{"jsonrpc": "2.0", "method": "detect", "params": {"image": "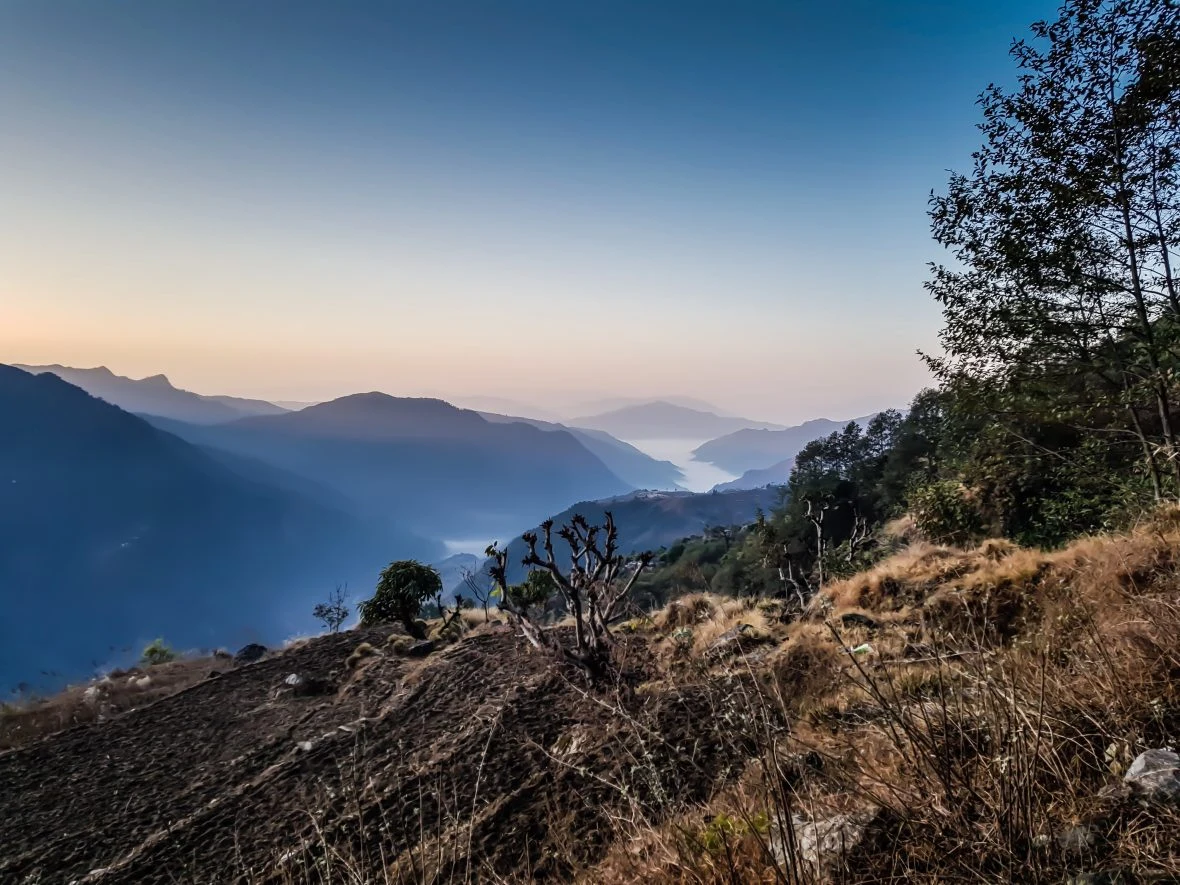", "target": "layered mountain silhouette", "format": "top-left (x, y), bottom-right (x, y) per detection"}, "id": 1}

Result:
top-left (713, 458), bottom-right (795, 491)
top-left (144, 393), bottom-right (634, 540)
top-left (12, 364), bottom-right (289, 424)
top-left (0, 366), bottom-right (433, 691)
top-left (569, 395), bottom-right (729, 417)
top-left (479, 412), bottom-right (684, 490)
top-left (482, 487), bottom-right (780, 586)
top-left (570, 401), bottom-right (784, 441)
top-left (692, 415), bottom-right (877, 475)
